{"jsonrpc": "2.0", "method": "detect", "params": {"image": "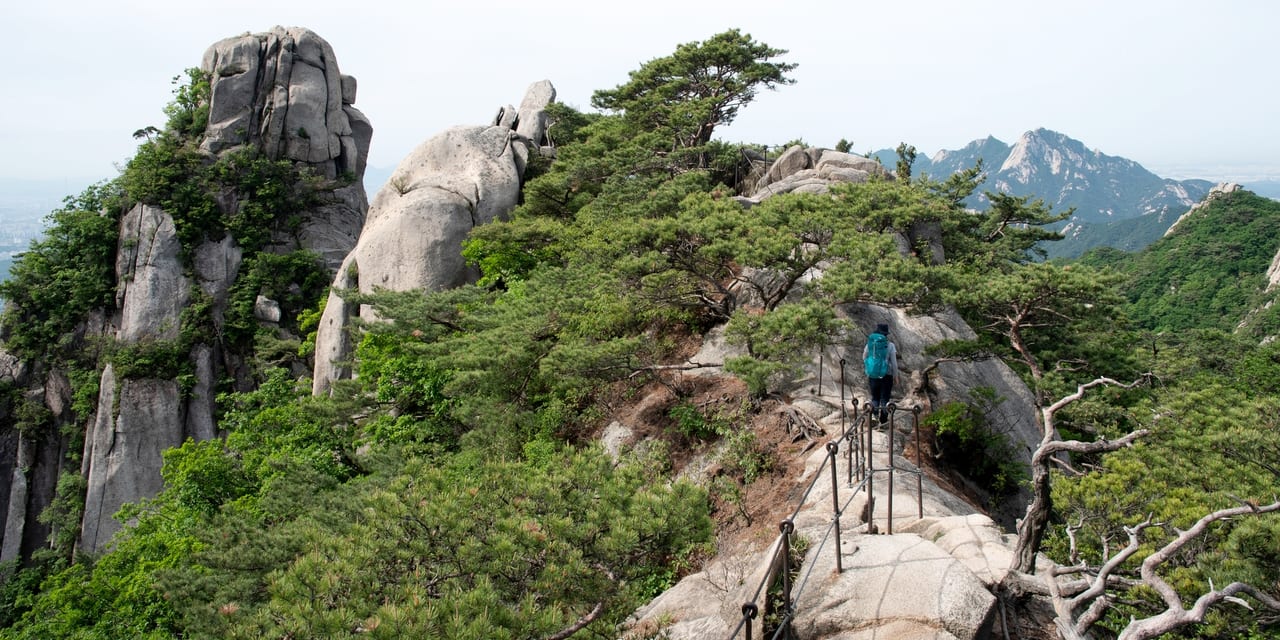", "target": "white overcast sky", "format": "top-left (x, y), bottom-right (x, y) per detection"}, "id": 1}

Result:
top-left (2, 0), bottom-right (1276, 187)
